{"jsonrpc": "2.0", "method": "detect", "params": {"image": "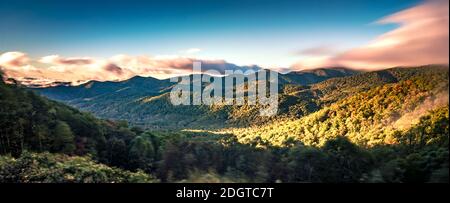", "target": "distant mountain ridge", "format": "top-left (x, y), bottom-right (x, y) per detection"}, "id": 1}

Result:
top-left (32, 67), bottom-right (359, 128)
top-left (35, 67), bottom-right (359, 99)
top-left (32, 65), bottom-right (449, 130)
